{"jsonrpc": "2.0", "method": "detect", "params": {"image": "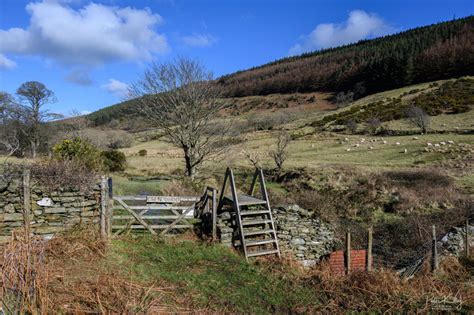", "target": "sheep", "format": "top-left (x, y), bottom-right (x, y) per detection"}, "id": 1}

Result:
top-left (440, 141), bottom-right (446, 146)
top-left (369, 146), bottom-right (374, 150)
top-left (427, 143), bottom-right (433, 146)
top-left (434, 144), bottom-right (440, 147)
top-left (395, 142), bottom-right (401, 145)
top-left (403, 149), bottom-right (408, 153)
top-left (354, 143), bottom-right (360, 148)
top-left (447, 140), bottom-right (455, 145)
top-left (346, 148), bottom-right (351, 152)
top-left (344, 137), bottom-right (349, 141)
top-left (412, 136), bottom-right (418, 140)
top-left (382, 141), bottom-right (387, 144)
